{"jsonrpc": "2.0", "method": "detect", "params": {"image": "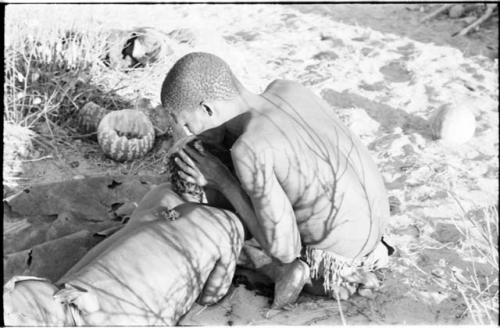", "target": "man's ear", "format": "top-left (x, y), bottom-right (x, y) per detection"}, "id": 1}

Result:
top-left (200, 101), bottom-right (214, 117)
